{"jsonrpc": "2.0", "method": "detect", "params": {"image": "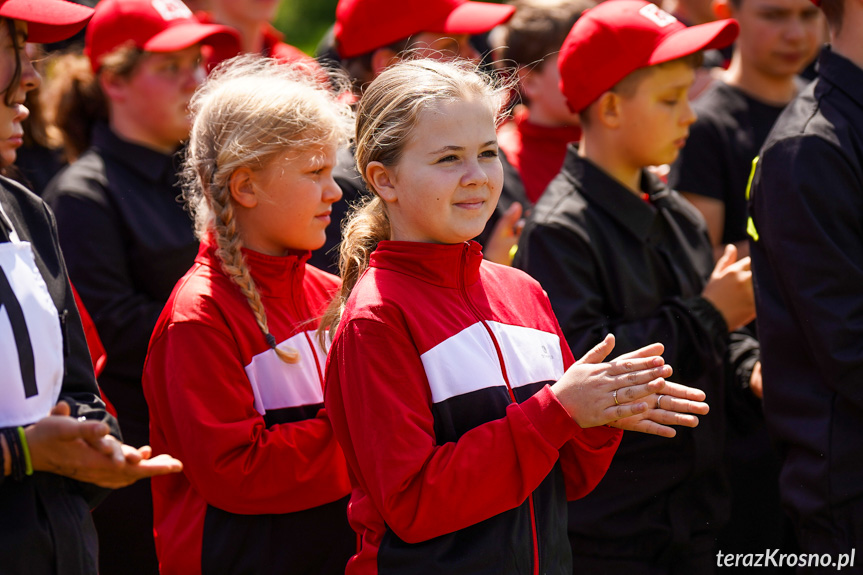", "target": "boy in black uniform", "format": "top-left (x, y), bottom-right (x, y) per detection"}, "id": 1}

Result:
top-left (669, 0), bottom-right (822, 261)
top-left (748, 0), bottom-right (863, 567)
top-left (515, 1), bottom-right (760, 571)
